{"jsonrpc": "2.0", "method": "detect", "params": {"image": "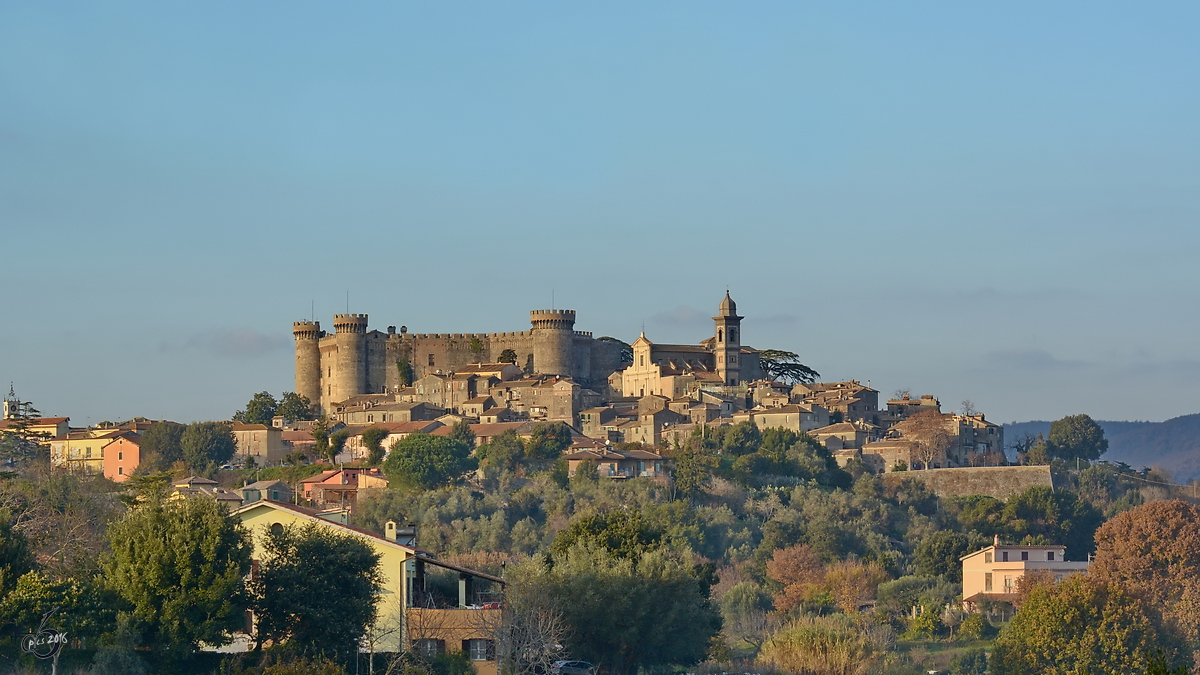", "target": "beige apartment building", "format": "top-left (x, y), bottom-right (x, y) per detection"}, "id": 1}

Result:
top-left (961, 537), bottom-right (1089, 607)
